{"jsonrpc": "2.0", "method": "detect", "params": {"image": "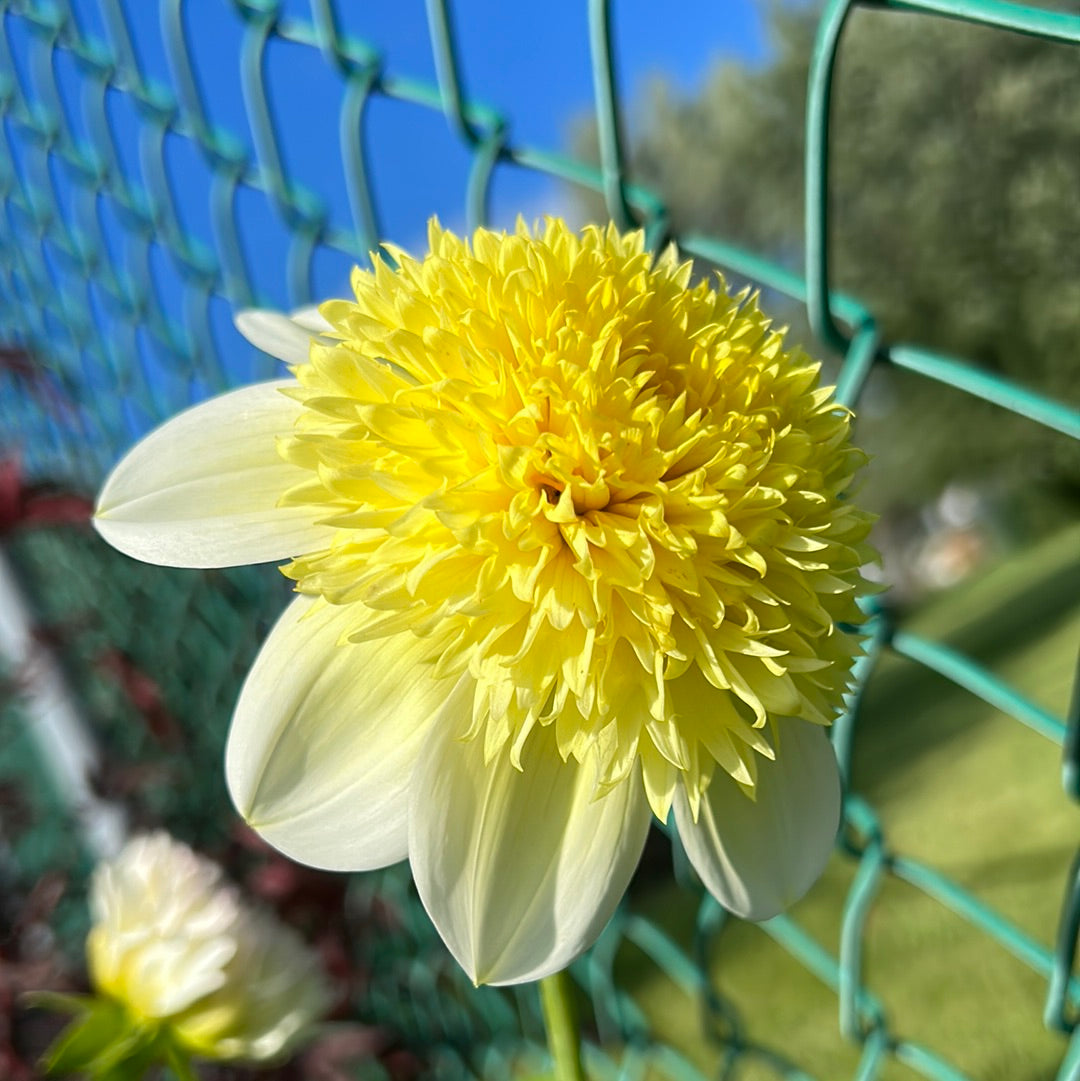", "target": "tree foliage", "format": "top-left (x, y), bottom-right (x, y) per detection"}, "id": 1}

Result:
top-left (573, 2), bottom-right (1080, 514)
